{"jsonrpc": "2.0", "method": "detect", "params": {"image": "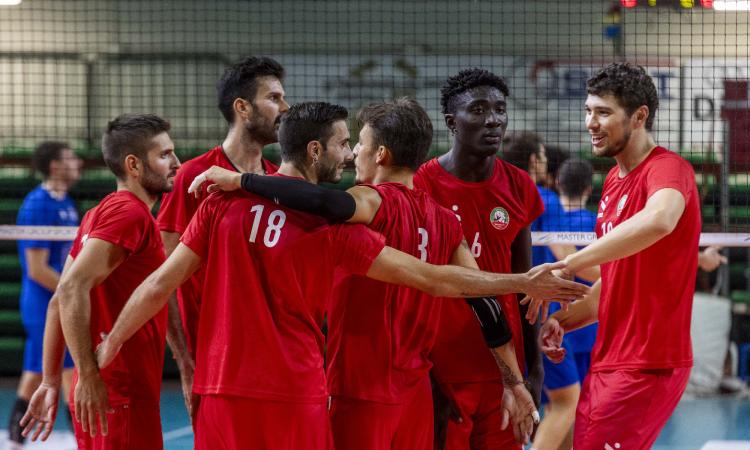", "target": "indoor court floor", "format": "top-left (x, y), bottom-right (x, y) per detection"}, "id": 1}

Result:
top-left (0, 381), bottom-right (748, 450)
